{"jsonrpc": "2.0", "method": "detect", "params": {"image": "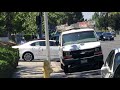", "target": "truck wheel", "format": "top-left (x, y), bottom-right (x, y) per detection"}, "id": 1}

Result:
top-left (63, 65), bottom-right (69, 74)
top-left (97, 61), bottom-right (104, 69)
top-left (61, 64), bottom-right (64, 69)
